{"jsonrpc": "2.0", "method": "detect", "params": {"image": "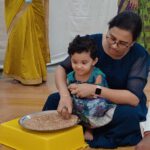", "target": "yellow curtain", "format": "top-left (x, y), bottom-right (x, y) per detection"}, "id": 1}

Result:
top-left (3, 0), bottom-right (50, 85)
